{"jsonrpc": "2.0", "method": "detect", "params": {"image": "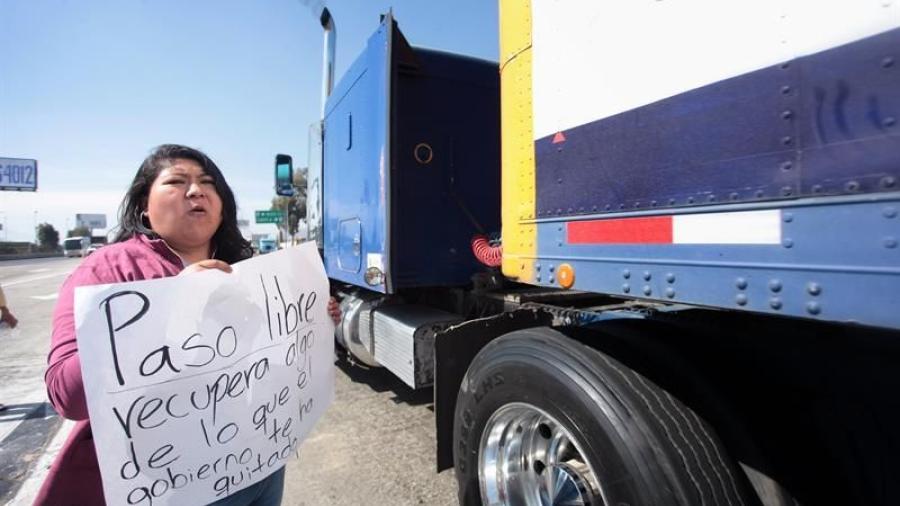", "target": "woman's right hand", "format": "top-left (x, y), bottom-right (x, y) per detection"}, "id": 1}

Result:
top-left (179, 259), bottom-right (233, 276)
